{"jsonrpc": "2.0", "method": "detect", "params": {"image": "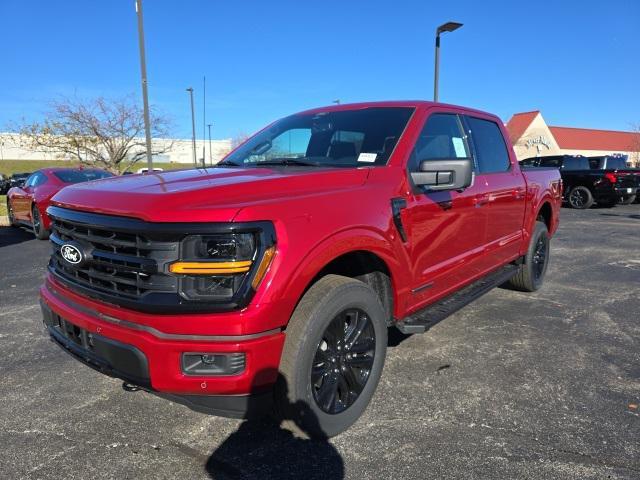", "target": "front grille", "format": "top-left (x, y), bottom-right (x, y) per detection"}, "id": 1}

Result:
top-left (50, 215), bottom-right (178, 300)
top-left (47, 206), bottom-right (183, 310)
top-left (45, 206), bottom-right (275, 313)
